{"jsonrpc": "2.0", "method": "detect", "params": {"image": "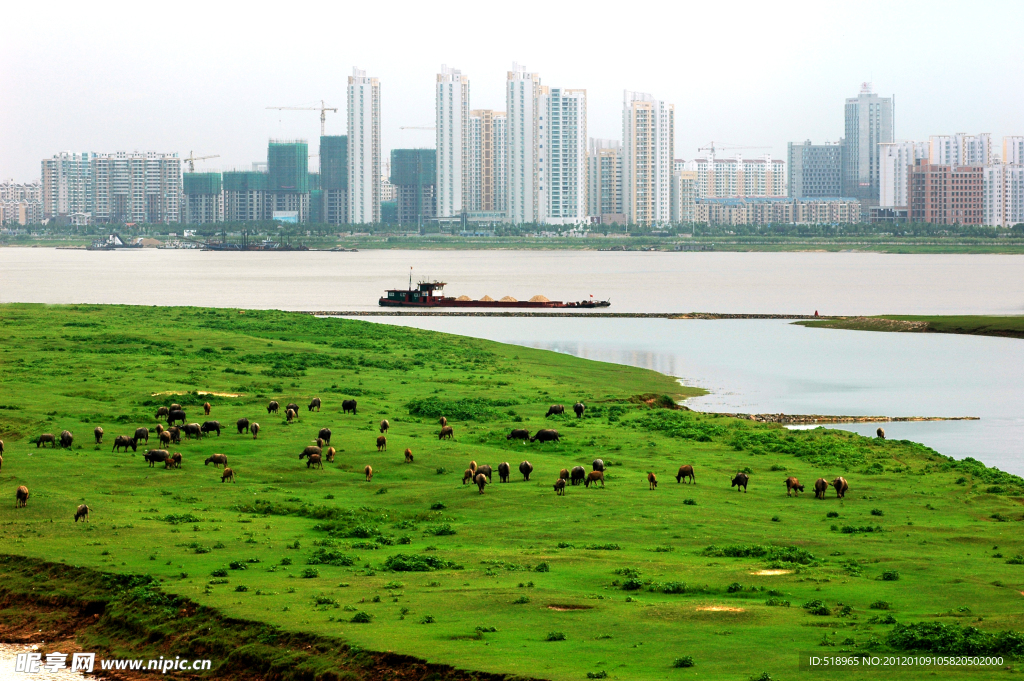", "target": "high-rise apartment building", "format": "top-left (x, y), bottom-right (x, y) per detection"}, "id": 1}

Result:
top-left (879, 141), bottom-right (929, 208)
top-left (390, 148), bottom-right (437, 227)
top-left (842, 84), bottom-right (893, 202)
top-left (182, 173), bottom-right (223, 224)
top-left (684, 156), bottom-right (785, 199)
top-left (436, 66), bottom-right (470, 217)
top-left (267, 140), bottom-right (309, 221)
top-left (622, 91), bottom-right (674, 225)
top-left (787, 141), bottom-right (842, 198)
top-left (467, 110), bottom-right (507, 213)
top-left (908, 161), bottom-right (983, 225)
top-left (92, 152), bottom-right (181, 223)
top-left (540, 88), bottom-right (587, 224)
top-left (588, 138), bottom-right (623, 221)
top-left (347, 67), bottom-right (380, 224)
top-left (320, 135), bottom-right (348, 225)
top-left (1003, 136), bottom-right (1024, 165)
top-left (983, 164), bottom-right (1024, 227)
top-left (929, 133), bottom-right (991, 166)
top-left (0, 181), bottom-right (44, 225)
top-left (507, 64), bottom-right (543, 224)
top-left (41, 152), bottom-right (96, 221)
top-left (671, 171), bottom-right (698, 224)
top-left (223, 171), bottom-right (271, 222)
